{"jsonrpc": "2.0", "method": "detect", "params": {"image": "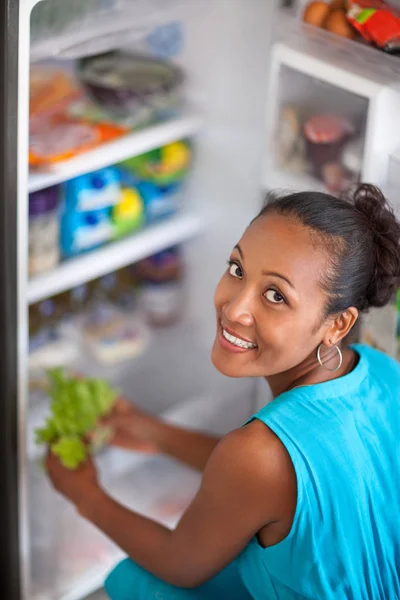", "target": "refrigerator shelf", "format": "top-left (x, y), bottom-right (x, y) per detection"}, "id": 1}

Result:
top-left (29, 0), bottom-right (188, 62)
top-left (275, 15), bottom-right (400, 91)
top-left (27, 211), bottom-right (204, 304)
top-left (28, 108), bottom-right (204, 194)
